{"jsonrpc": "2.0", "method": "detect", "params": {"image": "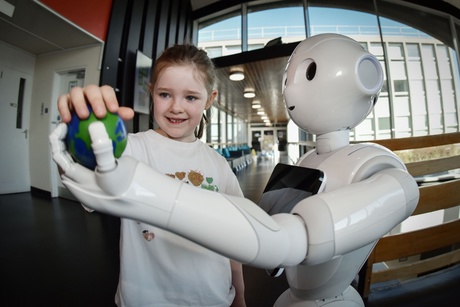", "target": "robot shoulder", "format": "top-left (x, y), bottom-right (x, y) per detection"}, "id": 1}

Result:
top-left (347, 142), bottom-right (407, 183)
top-left (309, 143), bottom-right (407, 190)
